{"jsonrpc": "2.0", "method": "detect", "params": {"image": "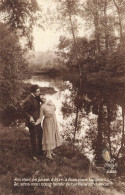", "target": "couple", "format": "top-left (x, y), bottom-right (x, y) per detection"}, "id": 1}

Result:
top-left (23, 84), bottom-right (61, 160)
